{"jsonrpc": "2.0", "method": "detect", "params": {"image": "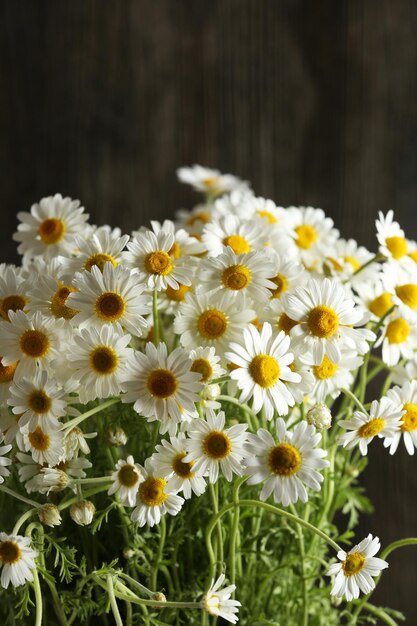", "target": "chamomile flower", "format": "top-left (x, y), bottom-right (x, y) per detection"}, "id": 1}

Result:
top-left (0, 357), bottom-right (18, 405)
top-left (68, 262), bottom-right (150, 337)
top-left (286, 206), bottom-right (339, 266)
top-left (376, 210), bottom-right (411, 263)
top-left (63, 427), bottom-right (96, 461)
top-left (150, 219), bottom-right (206, 258)
top-left (226, 323), bottom-right (301, 419)
top-left (354, 280), bottom-right (395, 322)
top-left (323, 238), bottom-right (378, 288)
top-left (384, 382), bottom-right (417, 454)
top-left (13, 194), bottom-right (89, 260)
top-left (60, 229), bottom-right (130, 277)
top-left (338, 398), bottom-right (404, 455)
top-left (266, 253), bottom-right (306, 300)
top-left (306, 351), bottom-right (363, 403)
top-left (8, 369), bottom-right (67, 430)
top-left (184, 409), bottom-right (248, 483)
top-left (21, 425), bottom-right (64, 466)
top-left (381, 261), bottom-right (417, 318)
top-left (202, 215), bottom-right (265, 257)
top-left (67, 324), bottom-right (133, 403)
top-left (189, 346), bottom-right (225, 409)
top-left (121, 342), bottom-right (203, 424)
top-left (283, 278), bottom-right (375, 365)
top-left (375, 311), bottom-right (417, 366)
top-left (0, 443), bottom-right (12, 483)
top-left (202, 573), bottom-right (241, 623)
top-left (0, 408), bottom-right (20, 445)
top-left (245, 418), bottom-right (329, 506)
top-left (152, 436), bottom-right (207, 498)
top-left (108, 456), bottom-right (145, 507)
top-left (327, 534), bottom-right (388, 601)
top-left (177, 164), bottom-right (248, 197)
top-left (131, 460), bottom-right (184, 527)
top-left (27, 273), bottom-right (78, 321)
top-left (175, 203), bottom-right (214, 238)
top-left (0, 533), bottom-right (38, 589)
top-left (0, 265), bottom-right (30, 321)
